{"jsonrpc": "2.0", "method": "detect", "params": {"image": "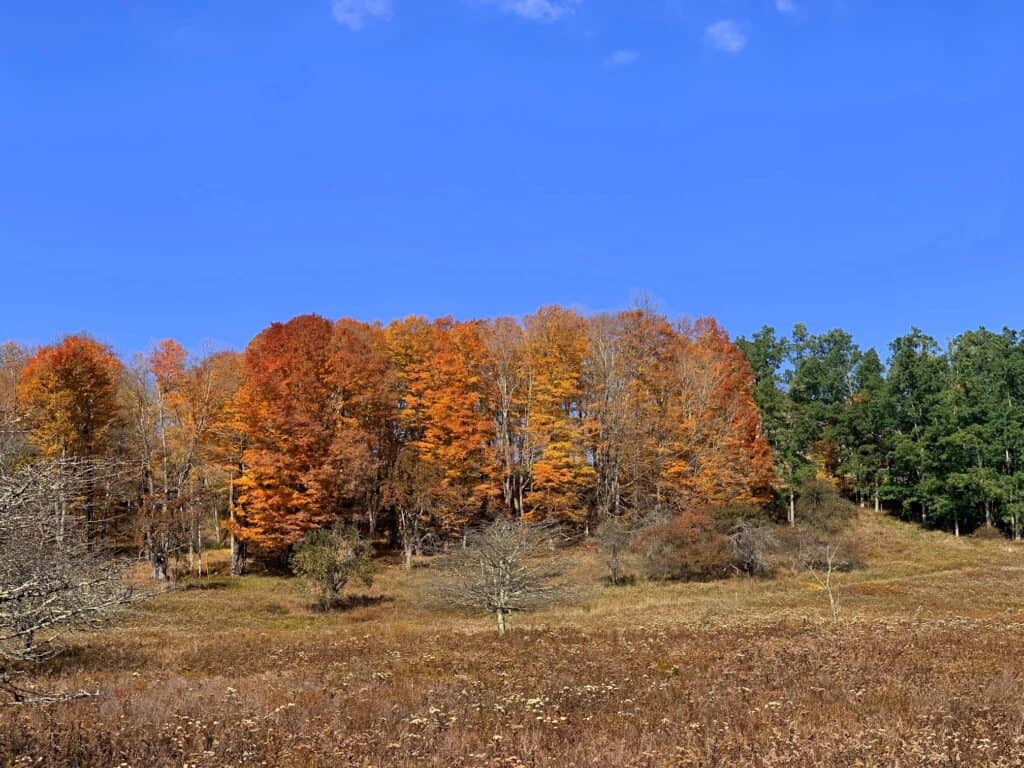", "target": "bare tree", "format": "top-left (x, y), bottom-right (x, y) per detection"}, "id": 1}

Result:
top-left (431, 518), bottom-right (576, 636)
top-left (594, 515), bottom-right (633, 585)
top-left (0, 458), bottom-right (138, 704)
top-left (798, 541), bottom-right (844, 627)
